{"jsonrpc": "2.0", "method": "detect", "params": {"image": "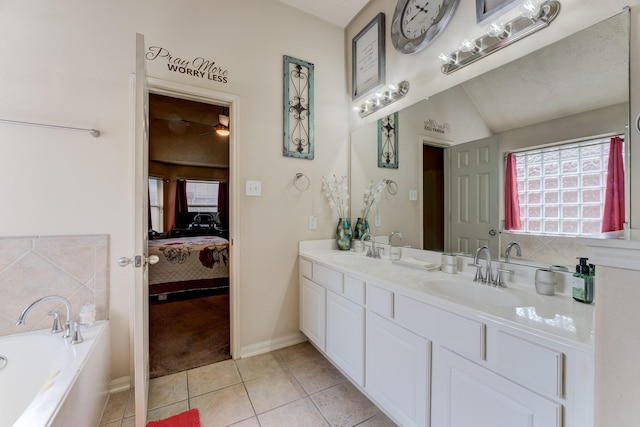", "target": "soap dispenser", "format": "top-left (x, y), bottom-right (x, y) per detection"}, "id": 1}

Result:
top-left (572, 257), bottom-right (593, 303)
